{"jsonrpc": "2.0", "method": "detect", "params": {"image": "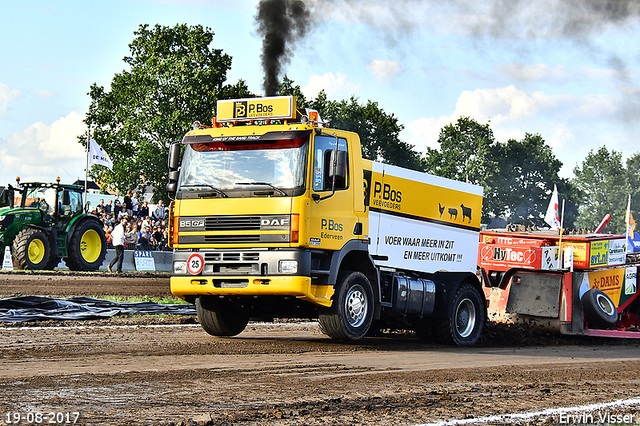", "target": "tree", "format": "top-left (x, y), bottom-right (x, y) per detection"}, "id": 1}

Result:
top-left (490, 133), bottom-right (576, 228)
top-left (572, 146), bottom-right (631, 234)
top-left (83, 24), bottom-right (252, 201)
top-left (422, 117), bottom-right (498, 223)
top-left (278, 79), bottom-right (422, 170)
top-left (626, 152), bottom-right (640, 215)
